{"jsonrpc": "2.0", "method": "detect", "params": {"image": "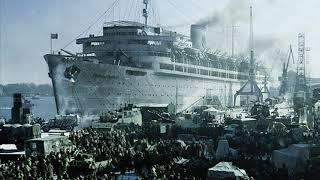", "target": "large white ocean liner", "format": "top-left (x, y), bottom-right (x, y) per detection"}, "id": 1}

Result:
top-left (44, 1), bottom-right (265, 115)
